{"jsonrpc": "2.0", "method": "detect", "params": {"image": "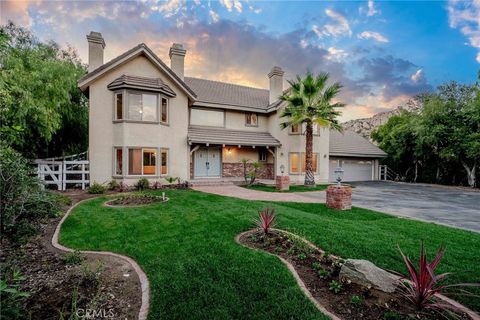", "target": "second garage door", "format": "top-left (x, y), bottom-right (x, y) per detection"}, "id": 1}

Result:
top-left (329, 158), bottom-right (374, 182)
